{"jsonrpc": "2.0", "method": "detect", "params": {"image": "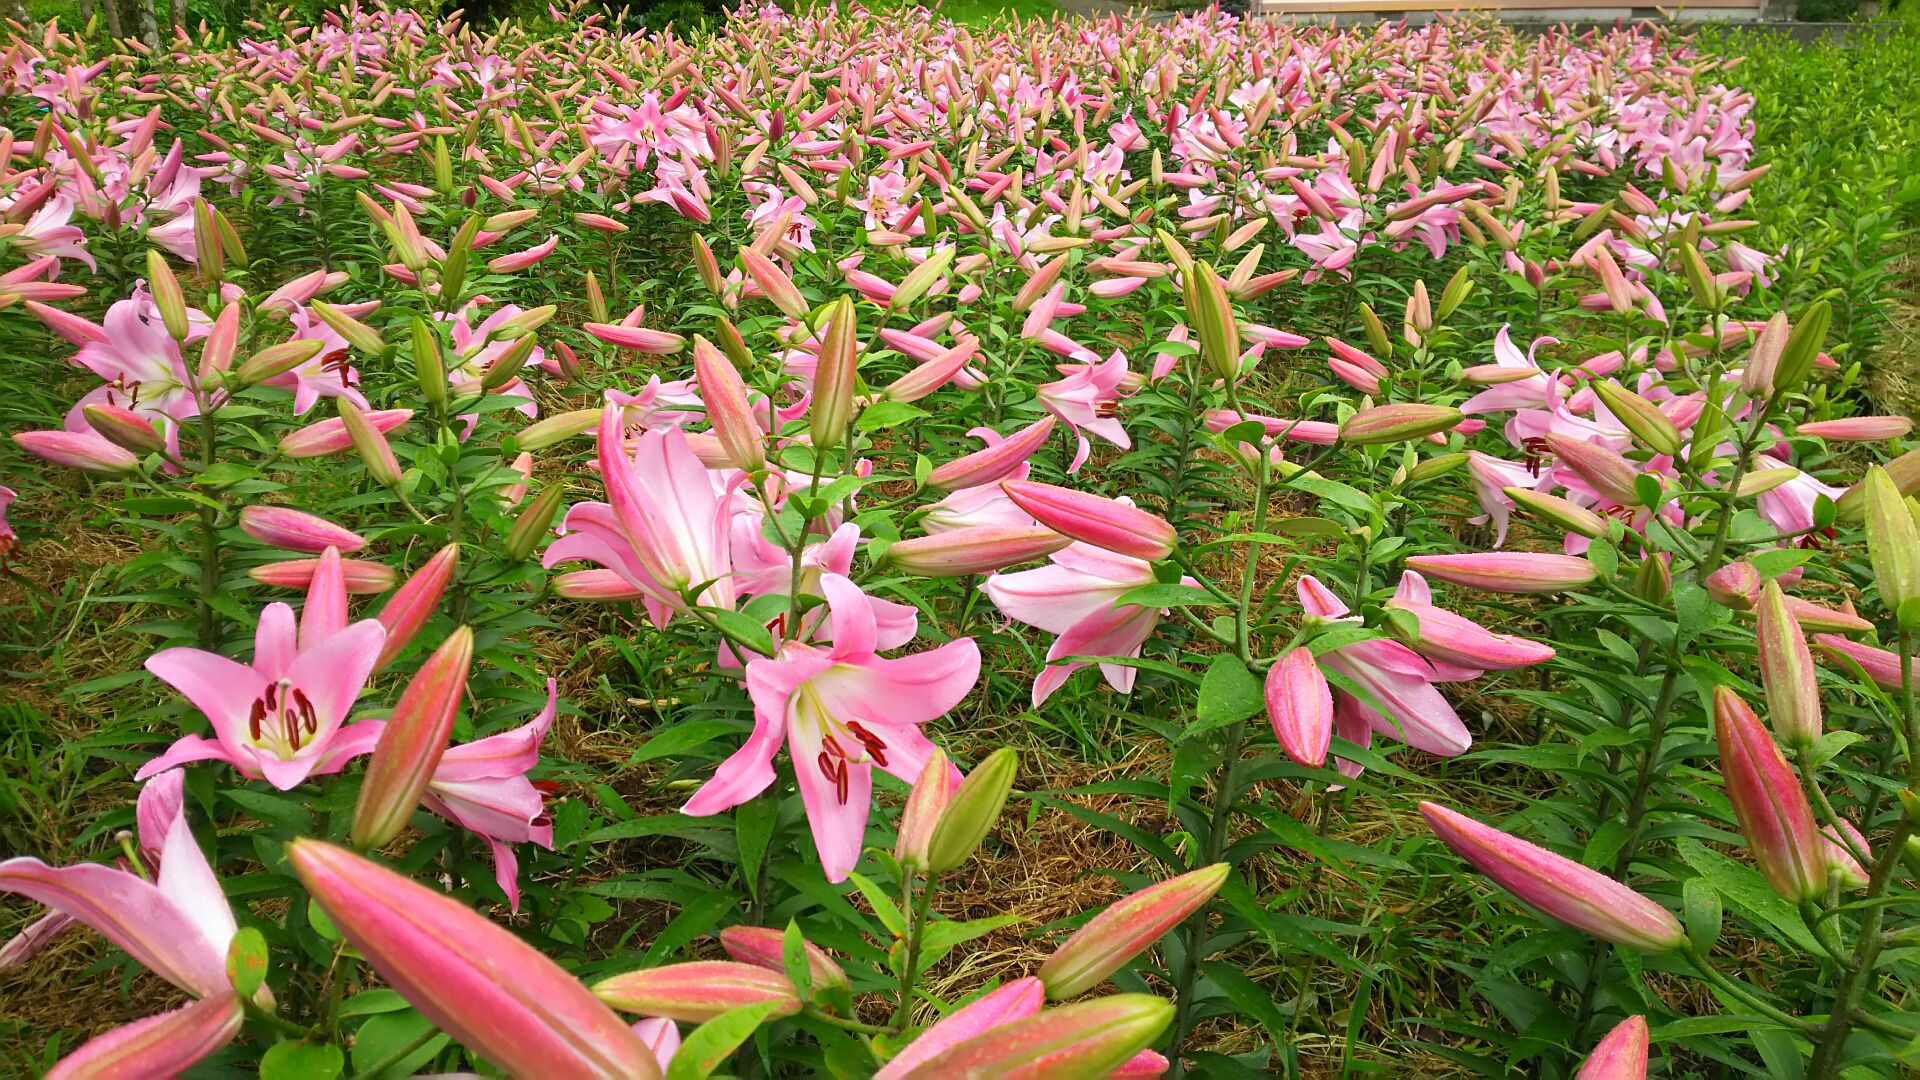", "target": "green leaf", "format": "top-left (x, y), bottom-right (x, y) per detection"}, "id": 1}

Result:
top-left (260, 1041), bottom-right (344, 1080)
top-left (1677, 838), bottom-right (1821, 954)
top-left (735, 798), bottom-right (779, 902)
top-left (1285, 473), bottom-right (1377, 517)
top-left (845, 871), bottom-right (906, 937)
top-left (223, 788), bottom-right (312, 830)
top-left (1683, 876), bottom-right (1723, 953)
top-left (225, 927), bottom-right (269, 998)
top-left (1188, 655), bottom-right (1264, 737)
top-left (631, 720), bottom-right (744, 765)
top-left (702, 608), bottom-right (776, 658)
top-left (350, 1012), bottom-right (447, 1079)
top-left (666, 1001), bottom-right (786, 1080)
top-left (1113, 583), bottom-right (1218, 609)
top-left (858, 401), bottom-right (931, 431)
top-left (917, 914), bottom-right (1025, 971)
